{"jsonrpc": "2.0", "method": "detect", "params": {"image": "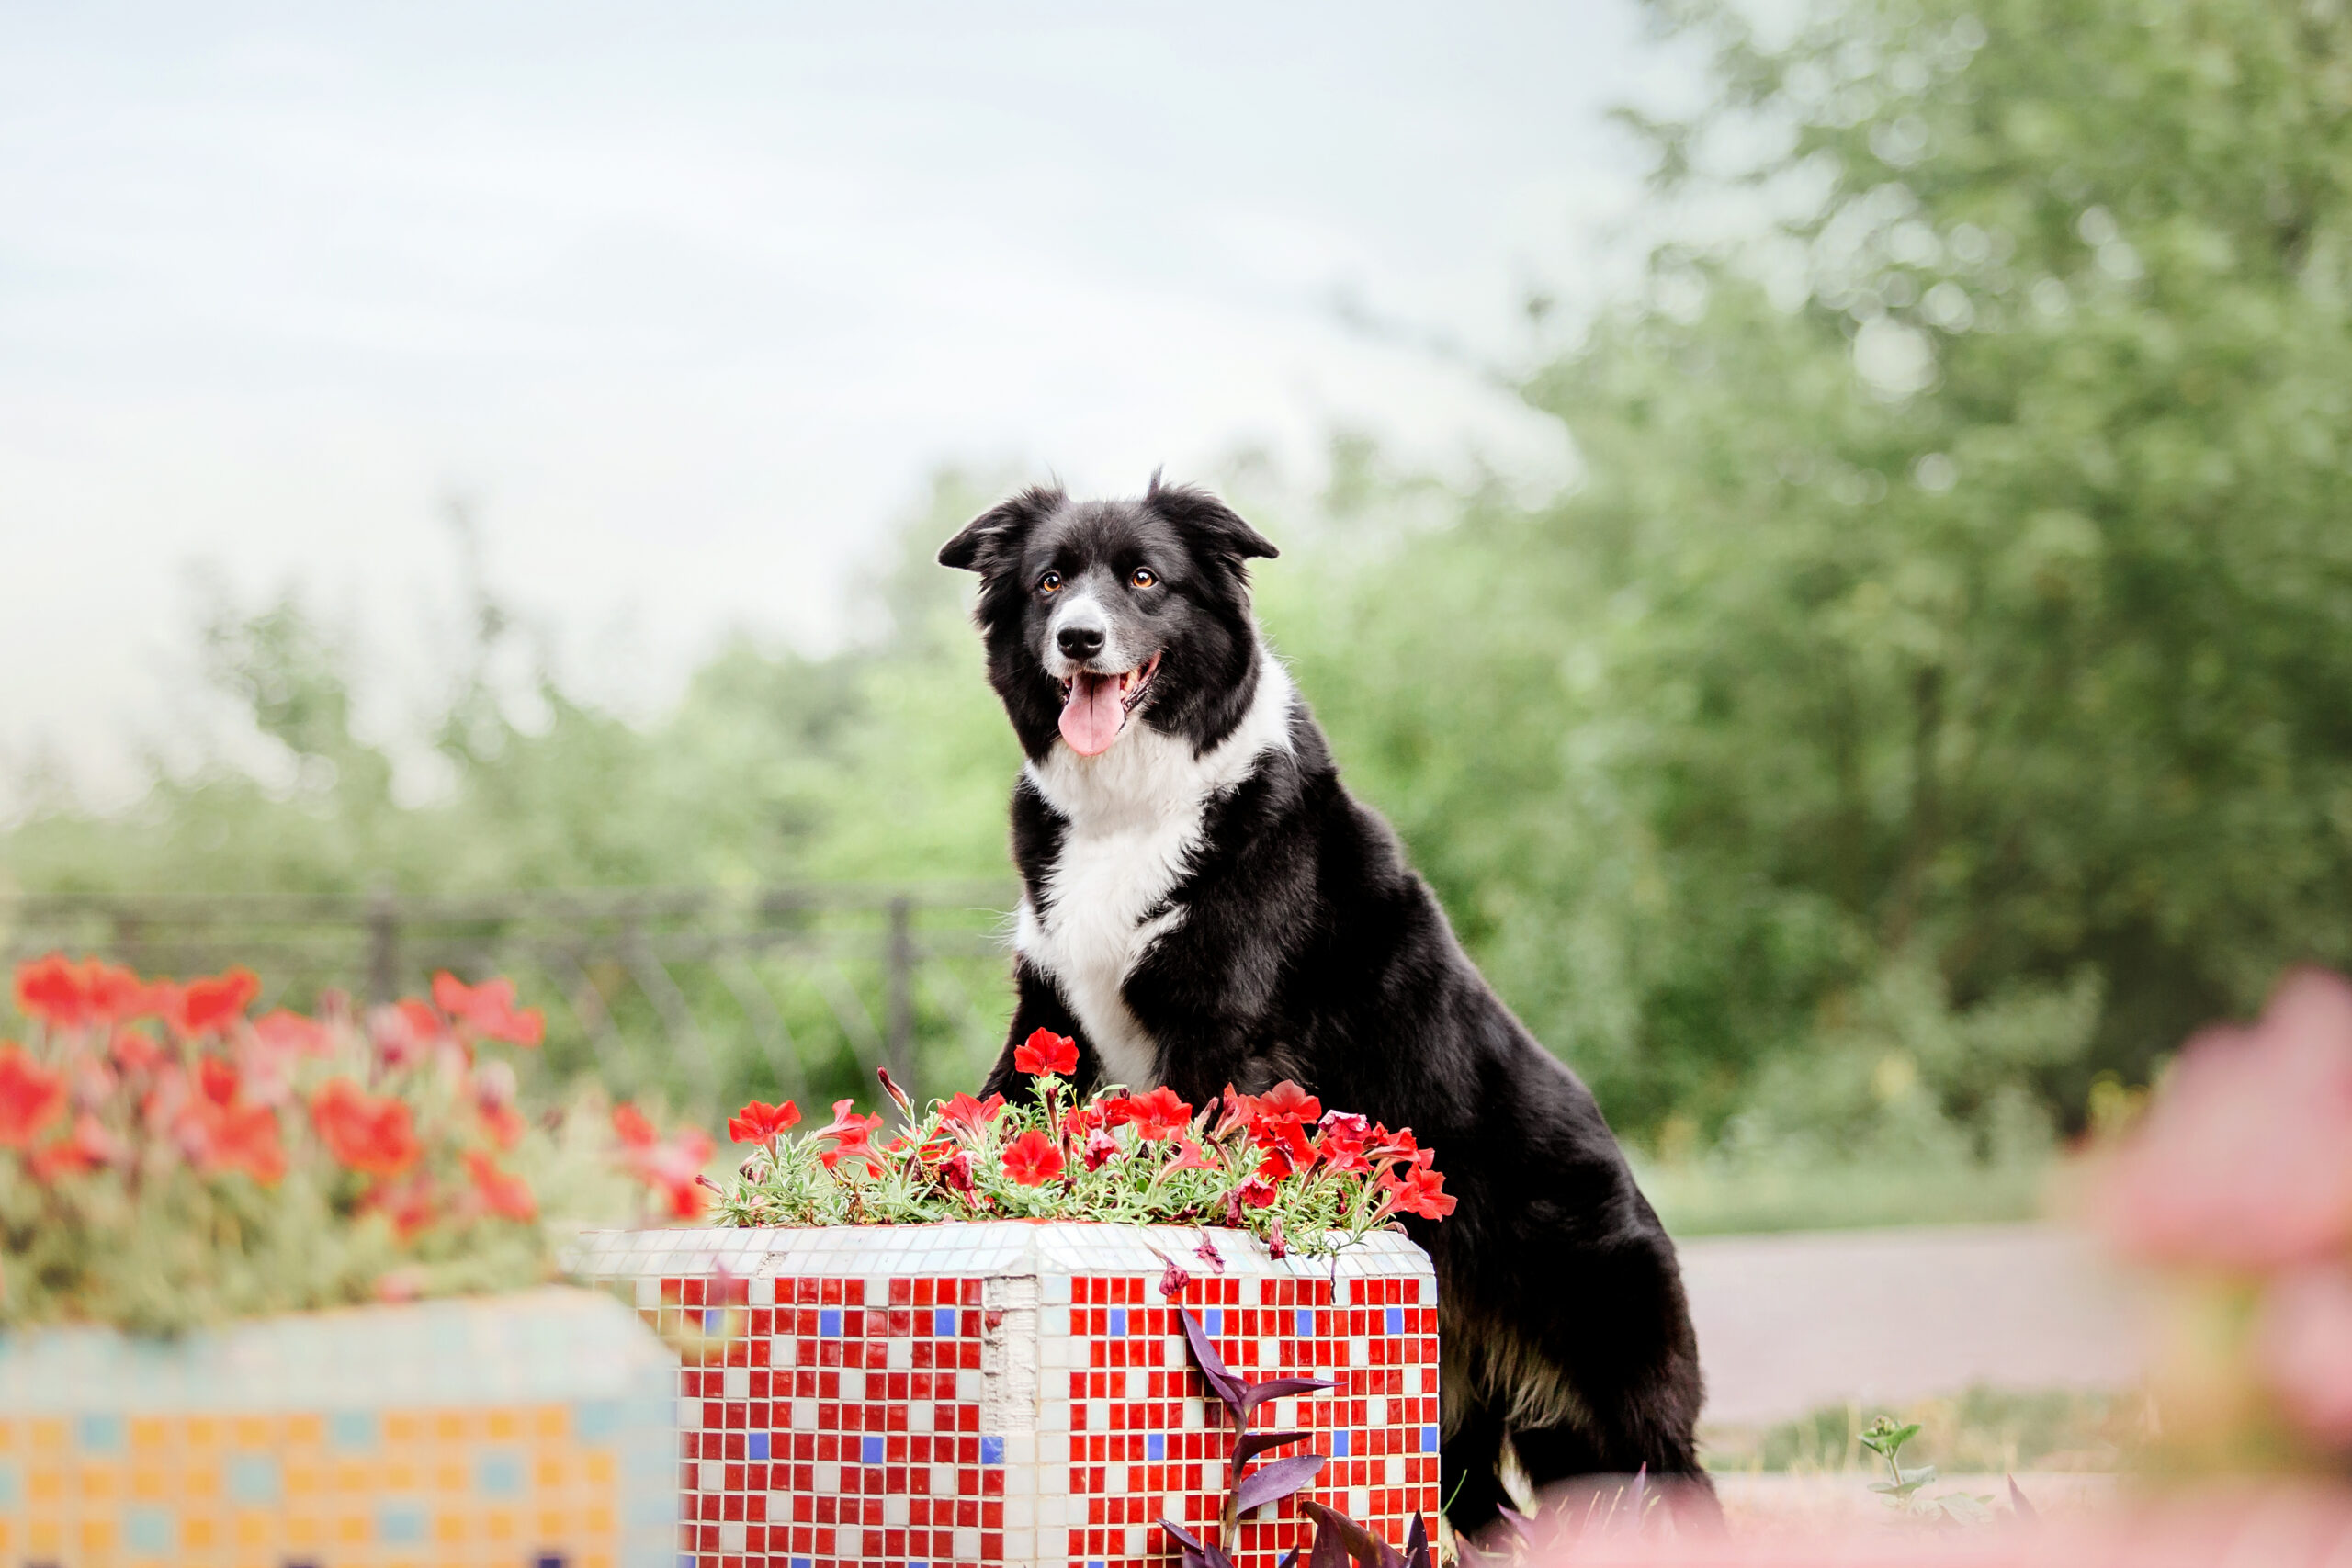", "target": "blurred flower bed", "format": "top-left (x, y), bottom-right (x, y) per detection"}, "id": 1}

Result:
top-left (0, 953), bottom-right (707, 1332)
top-left (713, 1027), bottom-right (1453, 1259)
